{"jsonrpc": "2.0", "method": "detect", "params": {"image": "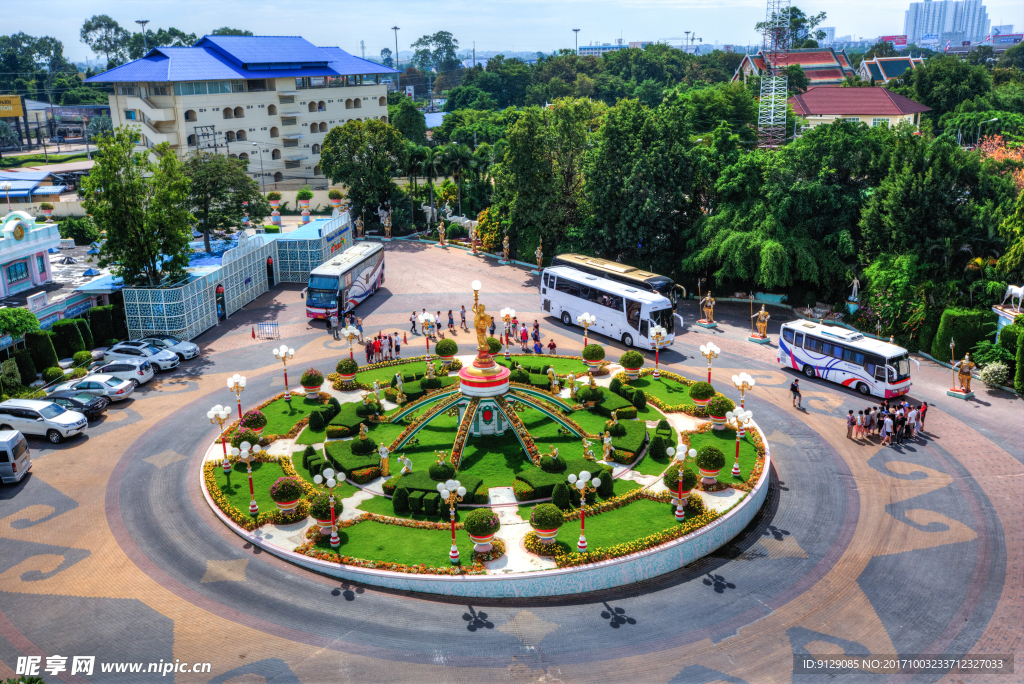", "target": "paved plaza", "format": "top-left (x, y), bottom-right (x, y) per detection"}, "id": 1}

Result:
top-left (0, 241), bottom-right (1020, 683)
